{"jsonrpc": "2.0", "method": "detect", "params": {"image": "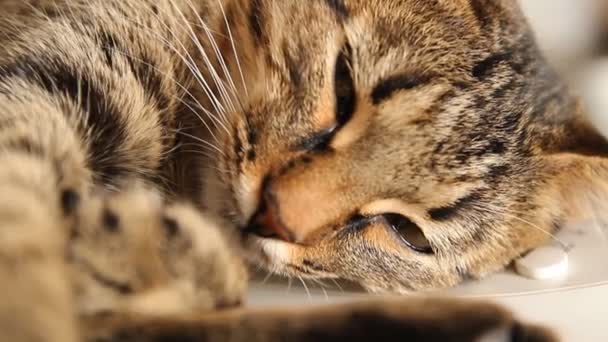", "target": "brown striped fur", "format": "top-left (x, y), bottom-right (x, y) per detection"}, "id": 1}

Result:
top-left (0, 0), bottom-right (604, 340)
